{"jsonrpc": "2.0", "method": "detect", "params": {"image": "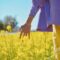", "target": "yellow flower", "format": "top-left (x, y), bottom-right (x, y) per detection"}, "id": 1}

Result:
top-left (6, 25), bottom-right (12, 32)
top-left (0, 32), bottom-right (55, 59)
